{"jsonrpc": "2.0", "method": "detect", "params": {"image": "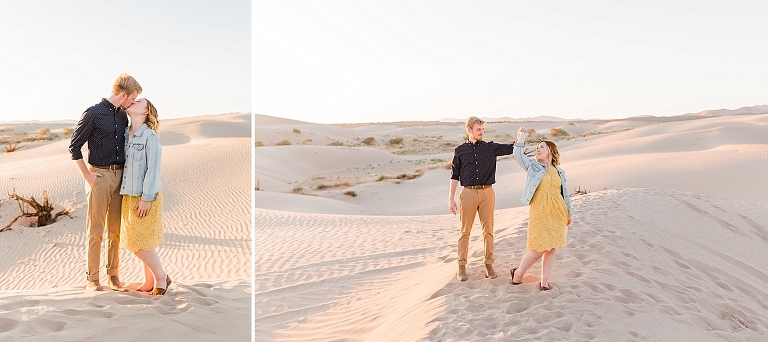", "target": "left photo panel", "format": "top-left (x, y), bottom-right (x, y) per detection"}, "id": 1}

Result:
top-left (0, 1), bottom-right (252, 341)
